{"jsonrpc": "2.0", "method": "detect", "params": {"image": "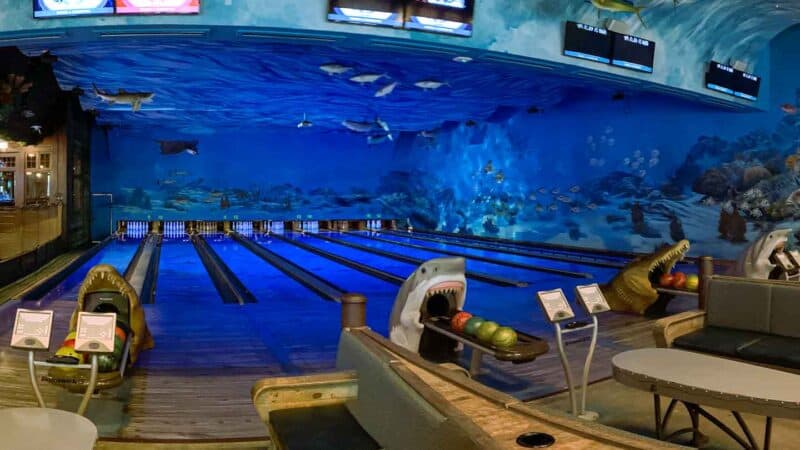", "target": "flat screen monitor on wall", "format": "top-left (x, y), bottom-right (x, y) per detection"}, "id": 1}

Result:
top-left (34, 0), bottom-right (115, 18)
top-left (327, 0), bottom-right (404, 28)
top-left (404, 0), bottom-right (474, 37)
top-left (610, 32), bottom-right (655, 73)
top-left (705, 61), bottom-right (736, 95)
top-left (115, 0), bottom-right (199, 14)
top-left (732, 69), bottom-right (760, 101)
top-left (563, 21), bottom-right (612, 64)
